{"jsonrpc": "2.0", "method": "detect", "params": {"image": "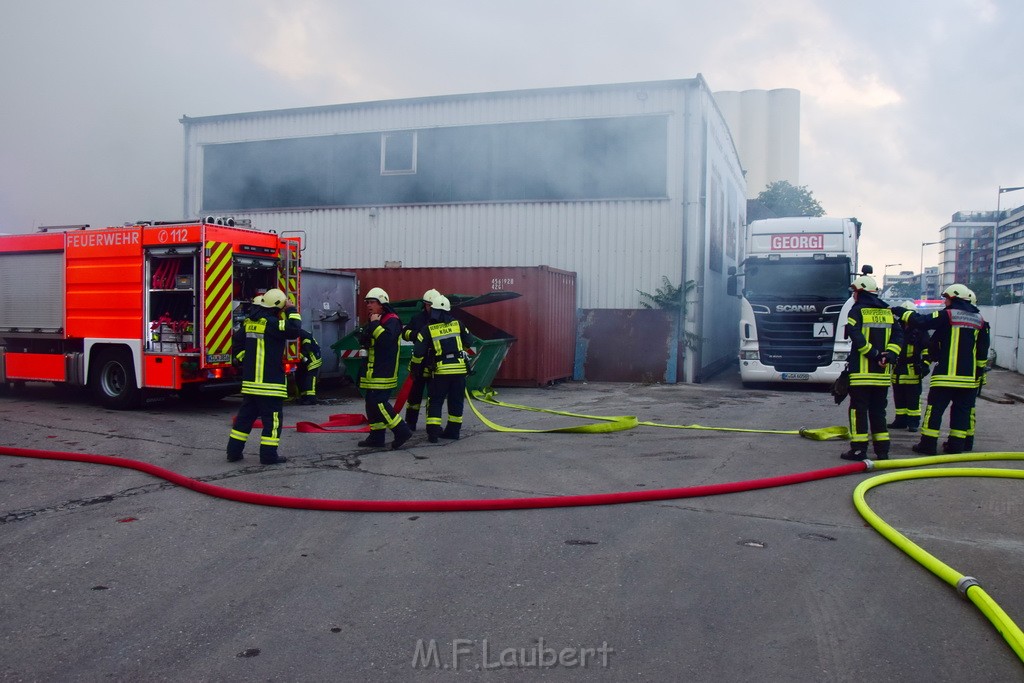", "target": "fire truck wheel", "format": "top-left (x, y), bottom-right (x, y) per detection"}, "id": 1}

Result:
top-left (91, 349), bottom-right (143, 410)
